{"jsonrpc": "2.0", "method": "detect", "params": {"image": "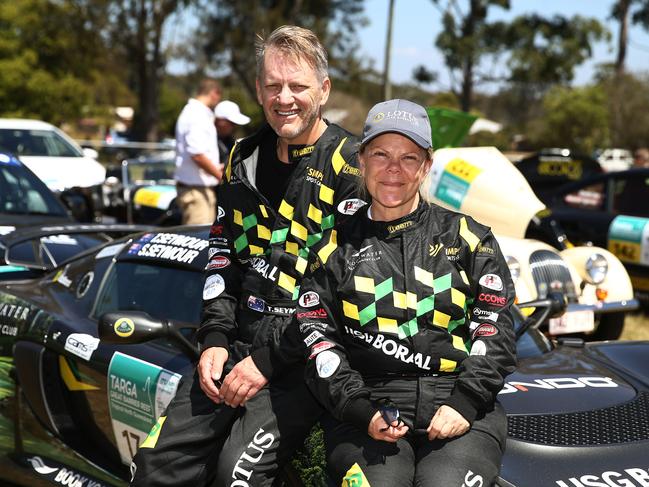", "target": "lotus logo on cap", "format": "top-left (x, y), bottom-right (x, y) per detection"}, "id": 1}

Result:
top-left (114, 318), bottom-right (135, 338)
top-left (373, 112), bottom-right (385, 122)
